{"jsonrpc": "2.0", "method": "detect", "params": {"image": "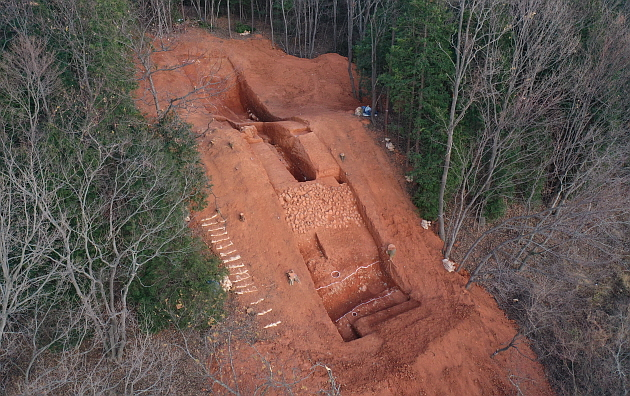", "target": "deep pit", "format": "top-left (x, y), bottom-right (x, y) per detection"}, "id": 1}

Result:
top-left (221, 71), bottom-right (420, 341)
top-left (279, 182), bottom-right (419, 341)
